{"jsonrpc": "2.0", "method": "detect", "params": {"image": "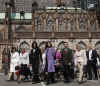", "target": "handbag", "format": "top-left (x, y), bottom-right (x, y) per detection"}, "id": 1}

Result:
top-left (15, 65), bottom-right (20, 70)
